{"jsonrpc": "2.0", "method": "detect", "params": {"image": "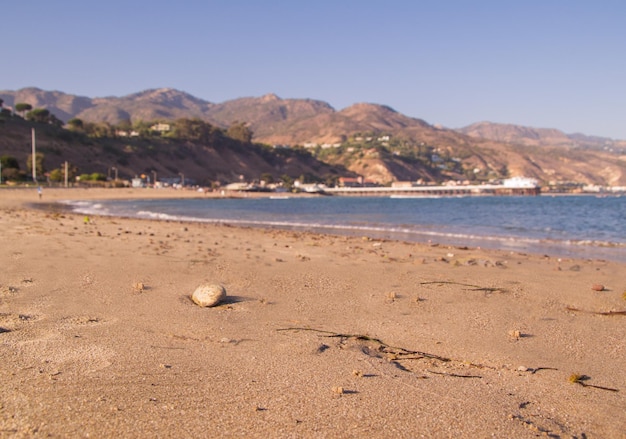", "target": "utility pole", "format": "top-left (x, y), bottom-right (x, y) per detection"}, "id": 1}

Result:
top-left (31, 128), bottom-right (37, 183)
top-left (64, 161), bottom-right (69, 188)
